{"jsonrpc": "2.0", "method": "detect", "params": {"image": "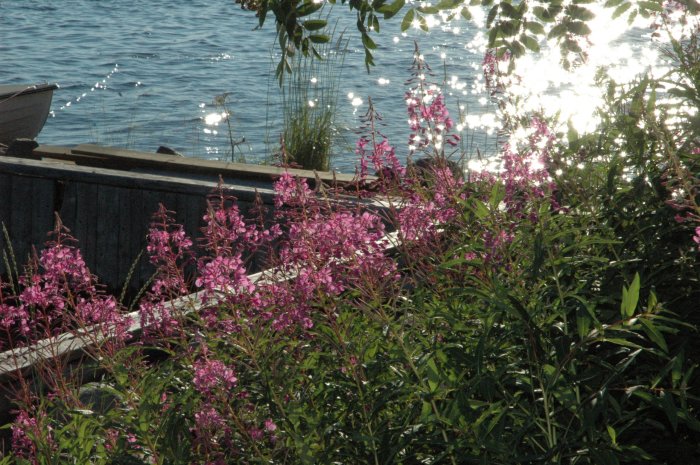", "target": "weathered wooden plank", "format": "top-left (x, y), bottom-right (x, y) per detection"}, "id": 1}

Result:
top-left (138, 188), bottom-right (163, 290)
top-left (58, 181), bottom-right (79, 238)
top-left (30, 178), bottom-right (56, 249)
top-left (176, 192), bottom-right (205, 246)
top-left (0, 156), bottom-right (277, 204)
top-left (9, 175), bottom-right (34, 267)
top-left (94, 185), bottom-right (121, 288)
top-left (66, 144), bottom-right (359, 186)
top-left (116, 186), bottom-right (132, 298)
top-left (0, 173), bottom-right (11, 274)
top-left (73, 182), bottom-right (99, 275)
top-left (126, 188), bottom-right (148, 303)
